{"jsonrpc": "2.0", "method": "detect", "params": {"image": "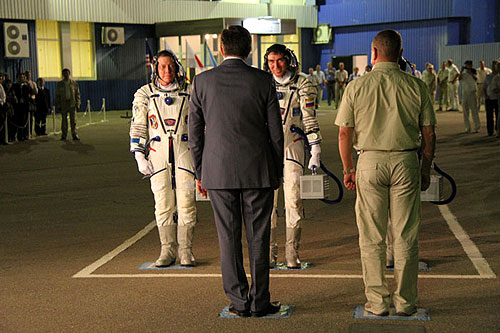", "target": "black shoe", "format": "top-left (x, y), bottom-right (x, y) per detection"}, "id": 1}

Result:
top-left (365, 304), bottom-right (389, 316)
top-left (395, 309), bottom-right (417, 317)
top-left (251, 301), bottom-right (281, 317)
top-left (60, 136), bottom-right (67, 141)
top-left (228, 304), bottom-right (250, 317)
top-left (72, 135), bottom-right (80, 140)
